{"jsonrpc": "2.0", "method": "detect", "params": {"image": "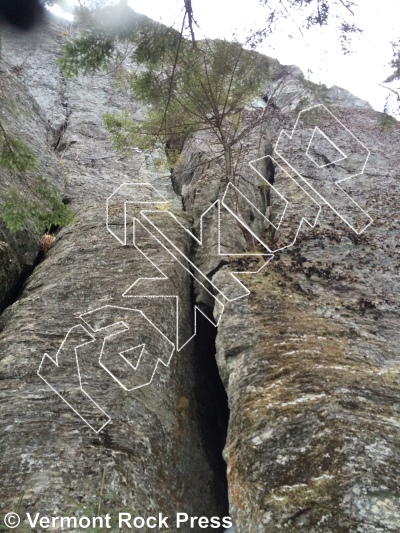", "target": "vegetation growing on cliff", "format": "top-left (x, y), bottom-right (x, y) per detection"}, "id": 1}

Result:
top-left (58, 2), bottom-right (277, 182)
top-left (57, 0), bottom-right (395, 184)
top-left (103, 38), bottom-right (270, 181)
top-left (0, 119), bottom-right (74, 232)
